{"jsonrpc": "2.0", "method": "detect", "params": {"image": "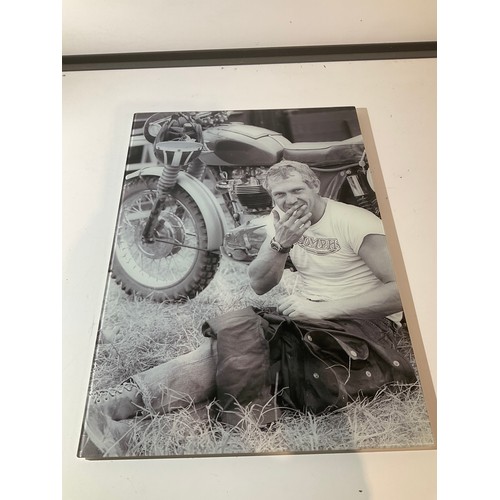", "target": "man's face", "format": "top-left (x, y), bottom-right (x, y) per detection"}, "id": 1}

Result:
top-left (268, 172), bottom-right (321, 214)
